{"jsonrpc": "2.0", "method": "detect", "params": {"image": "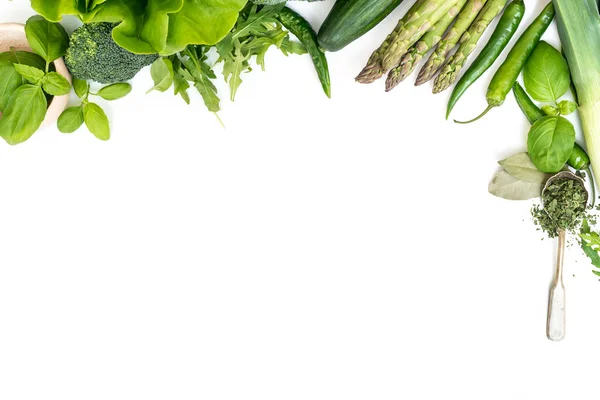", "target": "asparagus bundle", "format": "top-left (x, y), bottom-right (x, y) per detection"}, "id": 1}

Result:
top-left (356, 0), bottom-right (462, 84)
top-left (433, 0), bottom-right (508, 93)
top-left (385, 0), bottom-right (468, 91)
top-left (416, 0), bottom-right (489, 86)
